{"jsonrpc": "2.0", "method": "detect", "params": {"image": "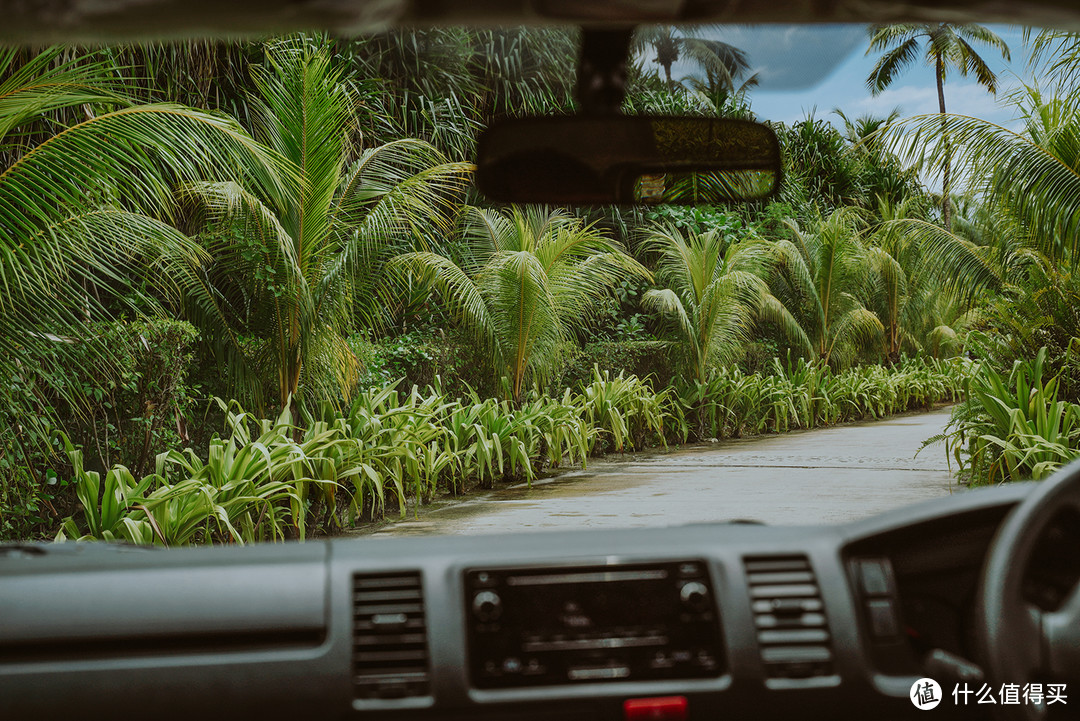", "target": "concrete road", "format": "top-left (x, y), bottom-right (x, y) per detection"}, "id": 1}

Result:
top-left (360, 408), bottom-right (959, 536)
